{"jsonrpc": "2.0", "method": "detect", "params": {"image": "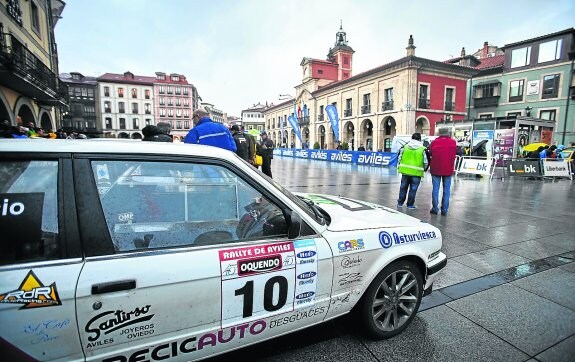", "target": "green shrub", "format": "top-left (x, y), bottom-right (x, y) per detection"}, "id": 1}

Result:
top-left (342, 142), bottom-right (349, 150)
top-left (313, 141), bottom-right (321, 149)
